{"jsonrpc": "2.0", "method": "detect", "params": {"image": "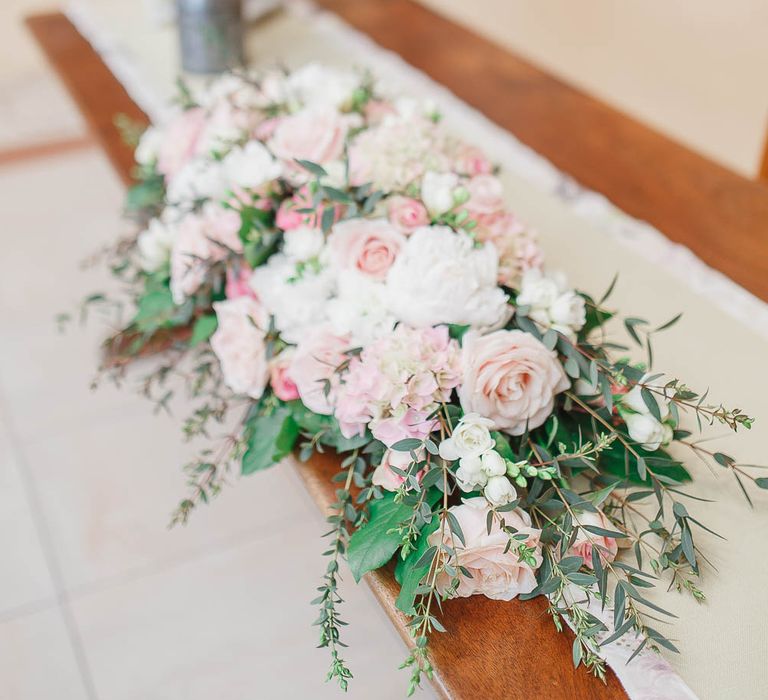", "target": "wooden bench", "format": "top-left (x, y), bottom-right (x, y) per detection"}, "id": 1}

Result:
top-left (27, 3), bottom-right (768, 696)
